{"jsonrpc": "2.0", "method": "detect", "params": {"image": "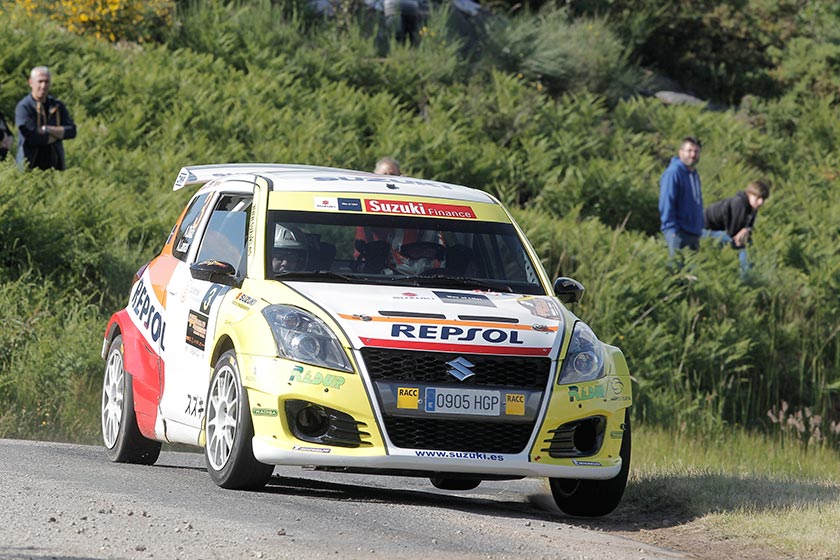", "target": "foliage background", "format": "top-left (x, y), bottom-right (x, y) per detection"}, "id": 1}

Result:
top-left (0, 0), bottom-right (839, 448)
